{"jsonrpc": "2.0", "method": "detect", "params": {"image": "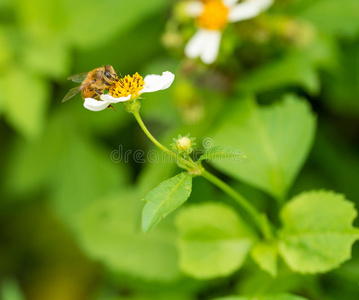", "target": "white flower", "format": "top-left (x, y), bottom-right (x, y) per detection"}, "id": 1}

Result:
top-left (184, 0), bottom-right (274, 64)
top-left (84, 71), bottom-right (175, 111)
